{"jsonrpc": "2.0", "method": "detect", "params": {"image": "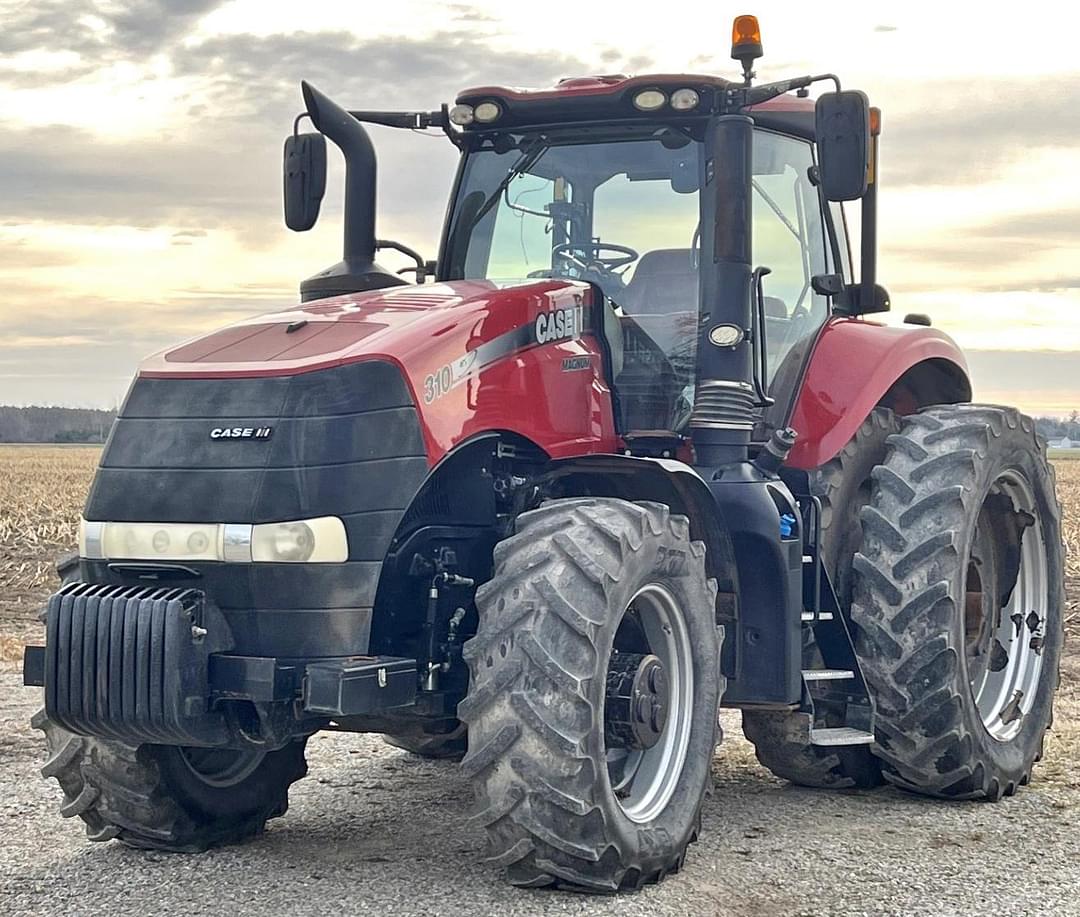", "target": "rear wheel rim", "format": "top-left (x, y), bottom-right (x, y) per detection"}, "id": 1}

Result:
top-left (965, 469), bottom-right (1047, 742)
top-left (177, 747), bottom-right (266, 788)
top-left (604, 583), bottom-right (694, 823)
